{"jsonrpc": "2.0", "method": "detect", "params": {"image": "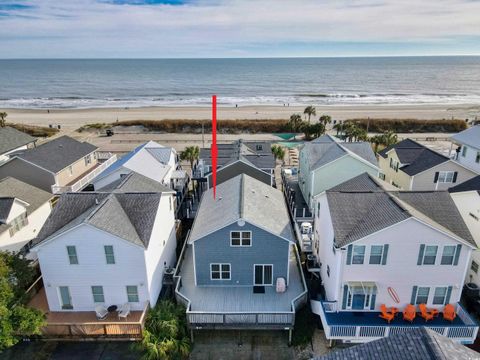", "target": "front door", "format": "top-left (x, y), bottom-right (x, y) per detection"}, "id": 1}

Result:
top-left (352, 294), bottom-right (366, 310)
top-left (59, 286), bottom-right (73, 310)
top-left (254, 264), bottom-right (273, 286)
